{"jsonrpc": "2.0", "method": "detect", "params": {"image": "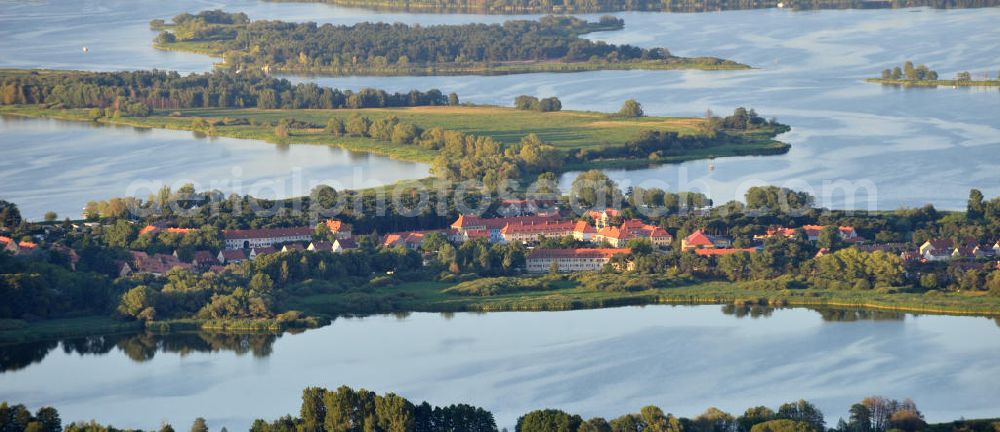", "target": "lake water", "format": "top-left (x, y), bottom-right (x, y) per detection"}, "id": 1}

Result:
top-left (0, 116), bottom-right (429, 219)
top-left (2, 306), bottom-right (1000, 430)
top-left (1, 2), bottom-right (999, 212)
